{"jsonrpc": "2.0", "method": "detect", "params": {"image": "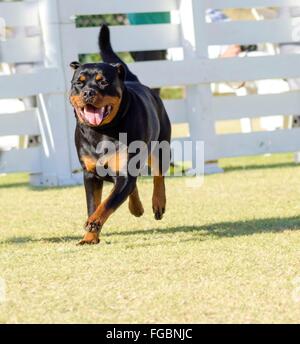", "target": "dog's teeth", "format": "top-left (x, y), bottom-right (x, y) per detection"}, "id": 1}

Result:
top-left (108, 106), bottom-right (112, 113)
top-left (100, 107), bottom-right (105, 115)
